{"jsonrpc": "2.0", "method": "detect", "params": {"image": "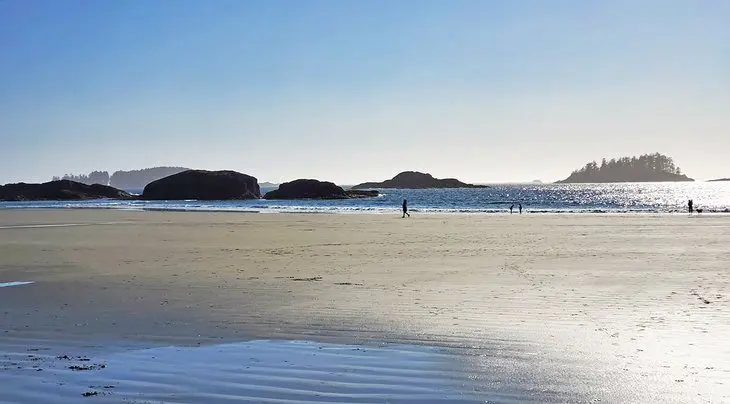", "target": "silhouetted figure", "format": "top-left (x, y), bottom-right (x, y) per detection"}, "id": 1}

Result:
top-left (402, 199), bottom-right (410, 218)
top-left (688, 199), bottom-right (694, 214)
top-left (510, 204), bottom-right (514, 214)
top-left (519, 203), bottom-right (523, 214)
